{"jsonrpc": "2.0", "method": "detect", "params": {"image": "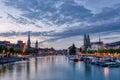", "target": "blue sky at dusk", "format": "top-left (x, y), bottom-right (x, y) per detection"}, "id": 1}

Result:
top-left (0, 0), bottom-right (120, 49)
